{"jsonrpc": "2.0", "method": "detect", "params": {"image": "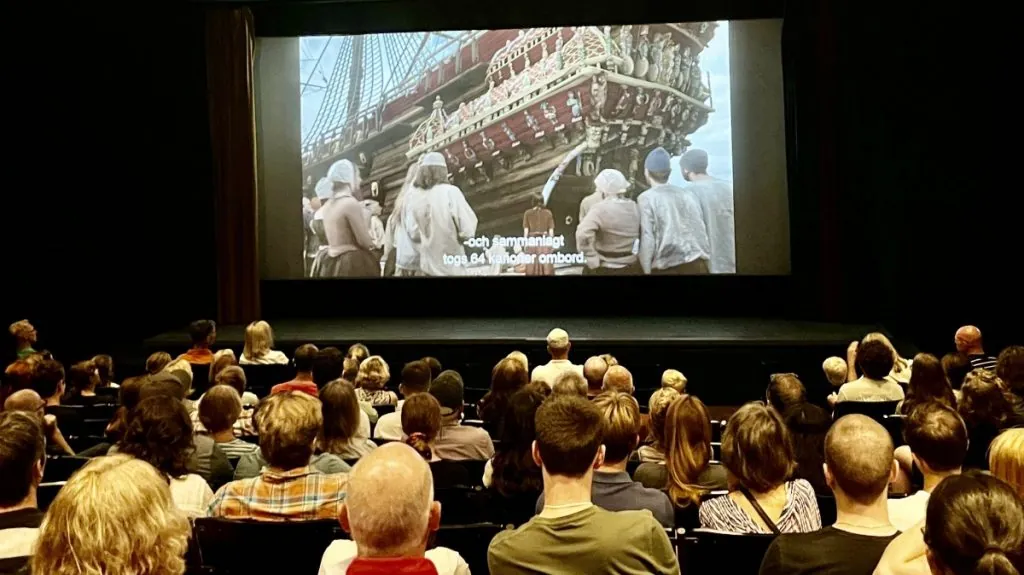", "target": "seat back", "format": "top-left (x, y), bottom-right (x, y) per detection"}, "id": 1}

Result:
top-left (374, 404), bottom-right (396, 416)
top-left (43, 455), bottom-right (91, 482)
top-left (193, 517), bottom-right (345, 574)
top-left (881, 414), bottom-right (906, 448)
top-left (433, 486), bottom-right (492, 525)
top-left (816, 493), bottom-right (837, 526)
top-left (240, 364), bottom-right (295, 397)
top-left (833, 400), bottom-right (900, 421)
top-left (189, 364), bottom-right (211, 396)
top-left (38, 481), bottom-right (66, 511)
top-left (678, 528), bottom-right (776, 573)
top-left (431, 523), bottom-right (508, 575)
